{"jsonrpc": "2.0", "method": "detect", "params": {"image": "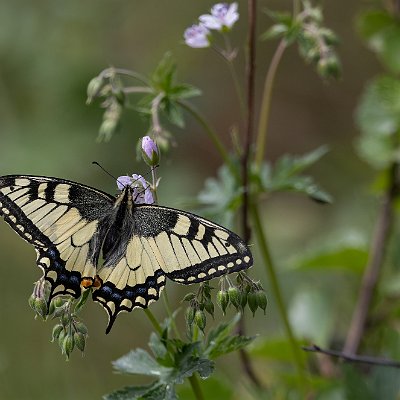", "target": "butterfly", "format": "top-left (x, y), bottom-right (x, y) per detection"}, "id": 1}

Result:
top-left (0, 175), bottom-right (253, 333)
